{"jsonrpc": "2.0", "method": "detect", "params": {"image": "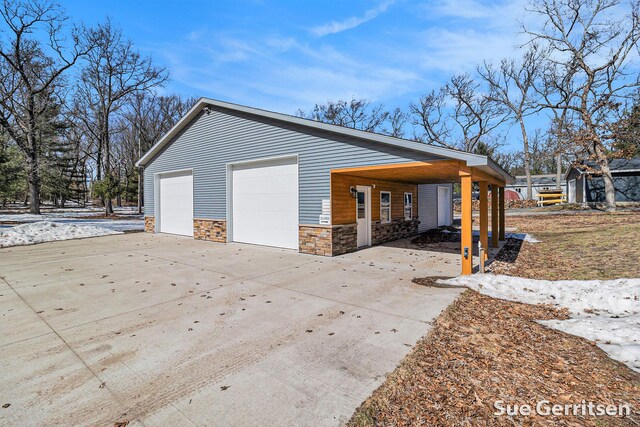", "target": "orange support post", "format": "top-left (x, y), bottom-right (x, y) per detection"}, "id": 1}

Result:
top-left (491, 185), bottom-right (499, 248)
top-left (479, 181), bottom-right (489, 264)
top-left (460, 174), bottom-right (473, 275)
top-left (499, 186), bottom-right (506, 241)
